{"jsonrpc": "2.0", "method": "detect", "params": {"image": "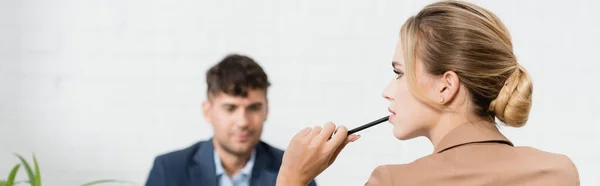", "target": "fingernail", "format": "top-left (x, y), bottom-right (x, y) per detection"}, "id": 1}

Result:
top-left (351, 135), bottom-right (361, 142)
